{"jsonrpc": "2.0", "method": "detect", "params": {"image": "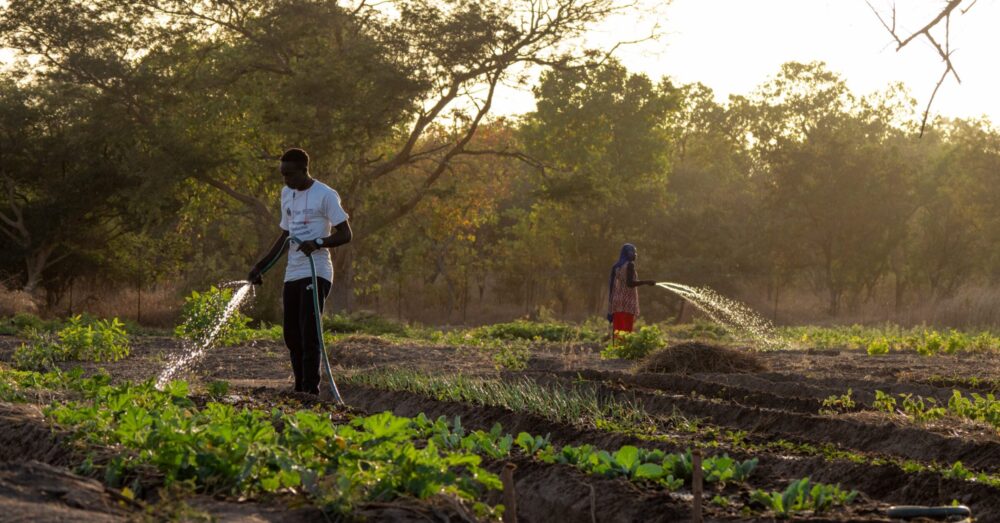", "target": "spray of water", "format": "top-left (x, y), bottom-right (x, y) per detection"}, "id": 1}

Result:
top-left (155, 282), bottom-right (255, 389)
top-left (656, 282), bottom-right (780, 349)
